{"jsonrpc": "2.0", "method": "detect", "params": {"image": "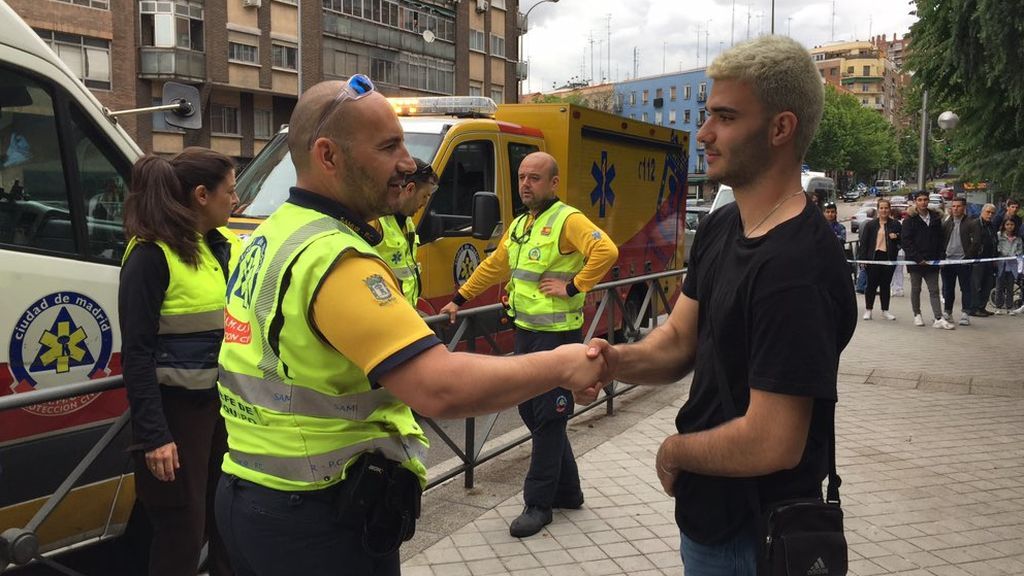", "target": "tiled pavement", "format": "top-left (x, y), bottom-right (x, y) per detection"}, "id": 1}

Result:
top-left (402, 286), bottom-right (1024, 576)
